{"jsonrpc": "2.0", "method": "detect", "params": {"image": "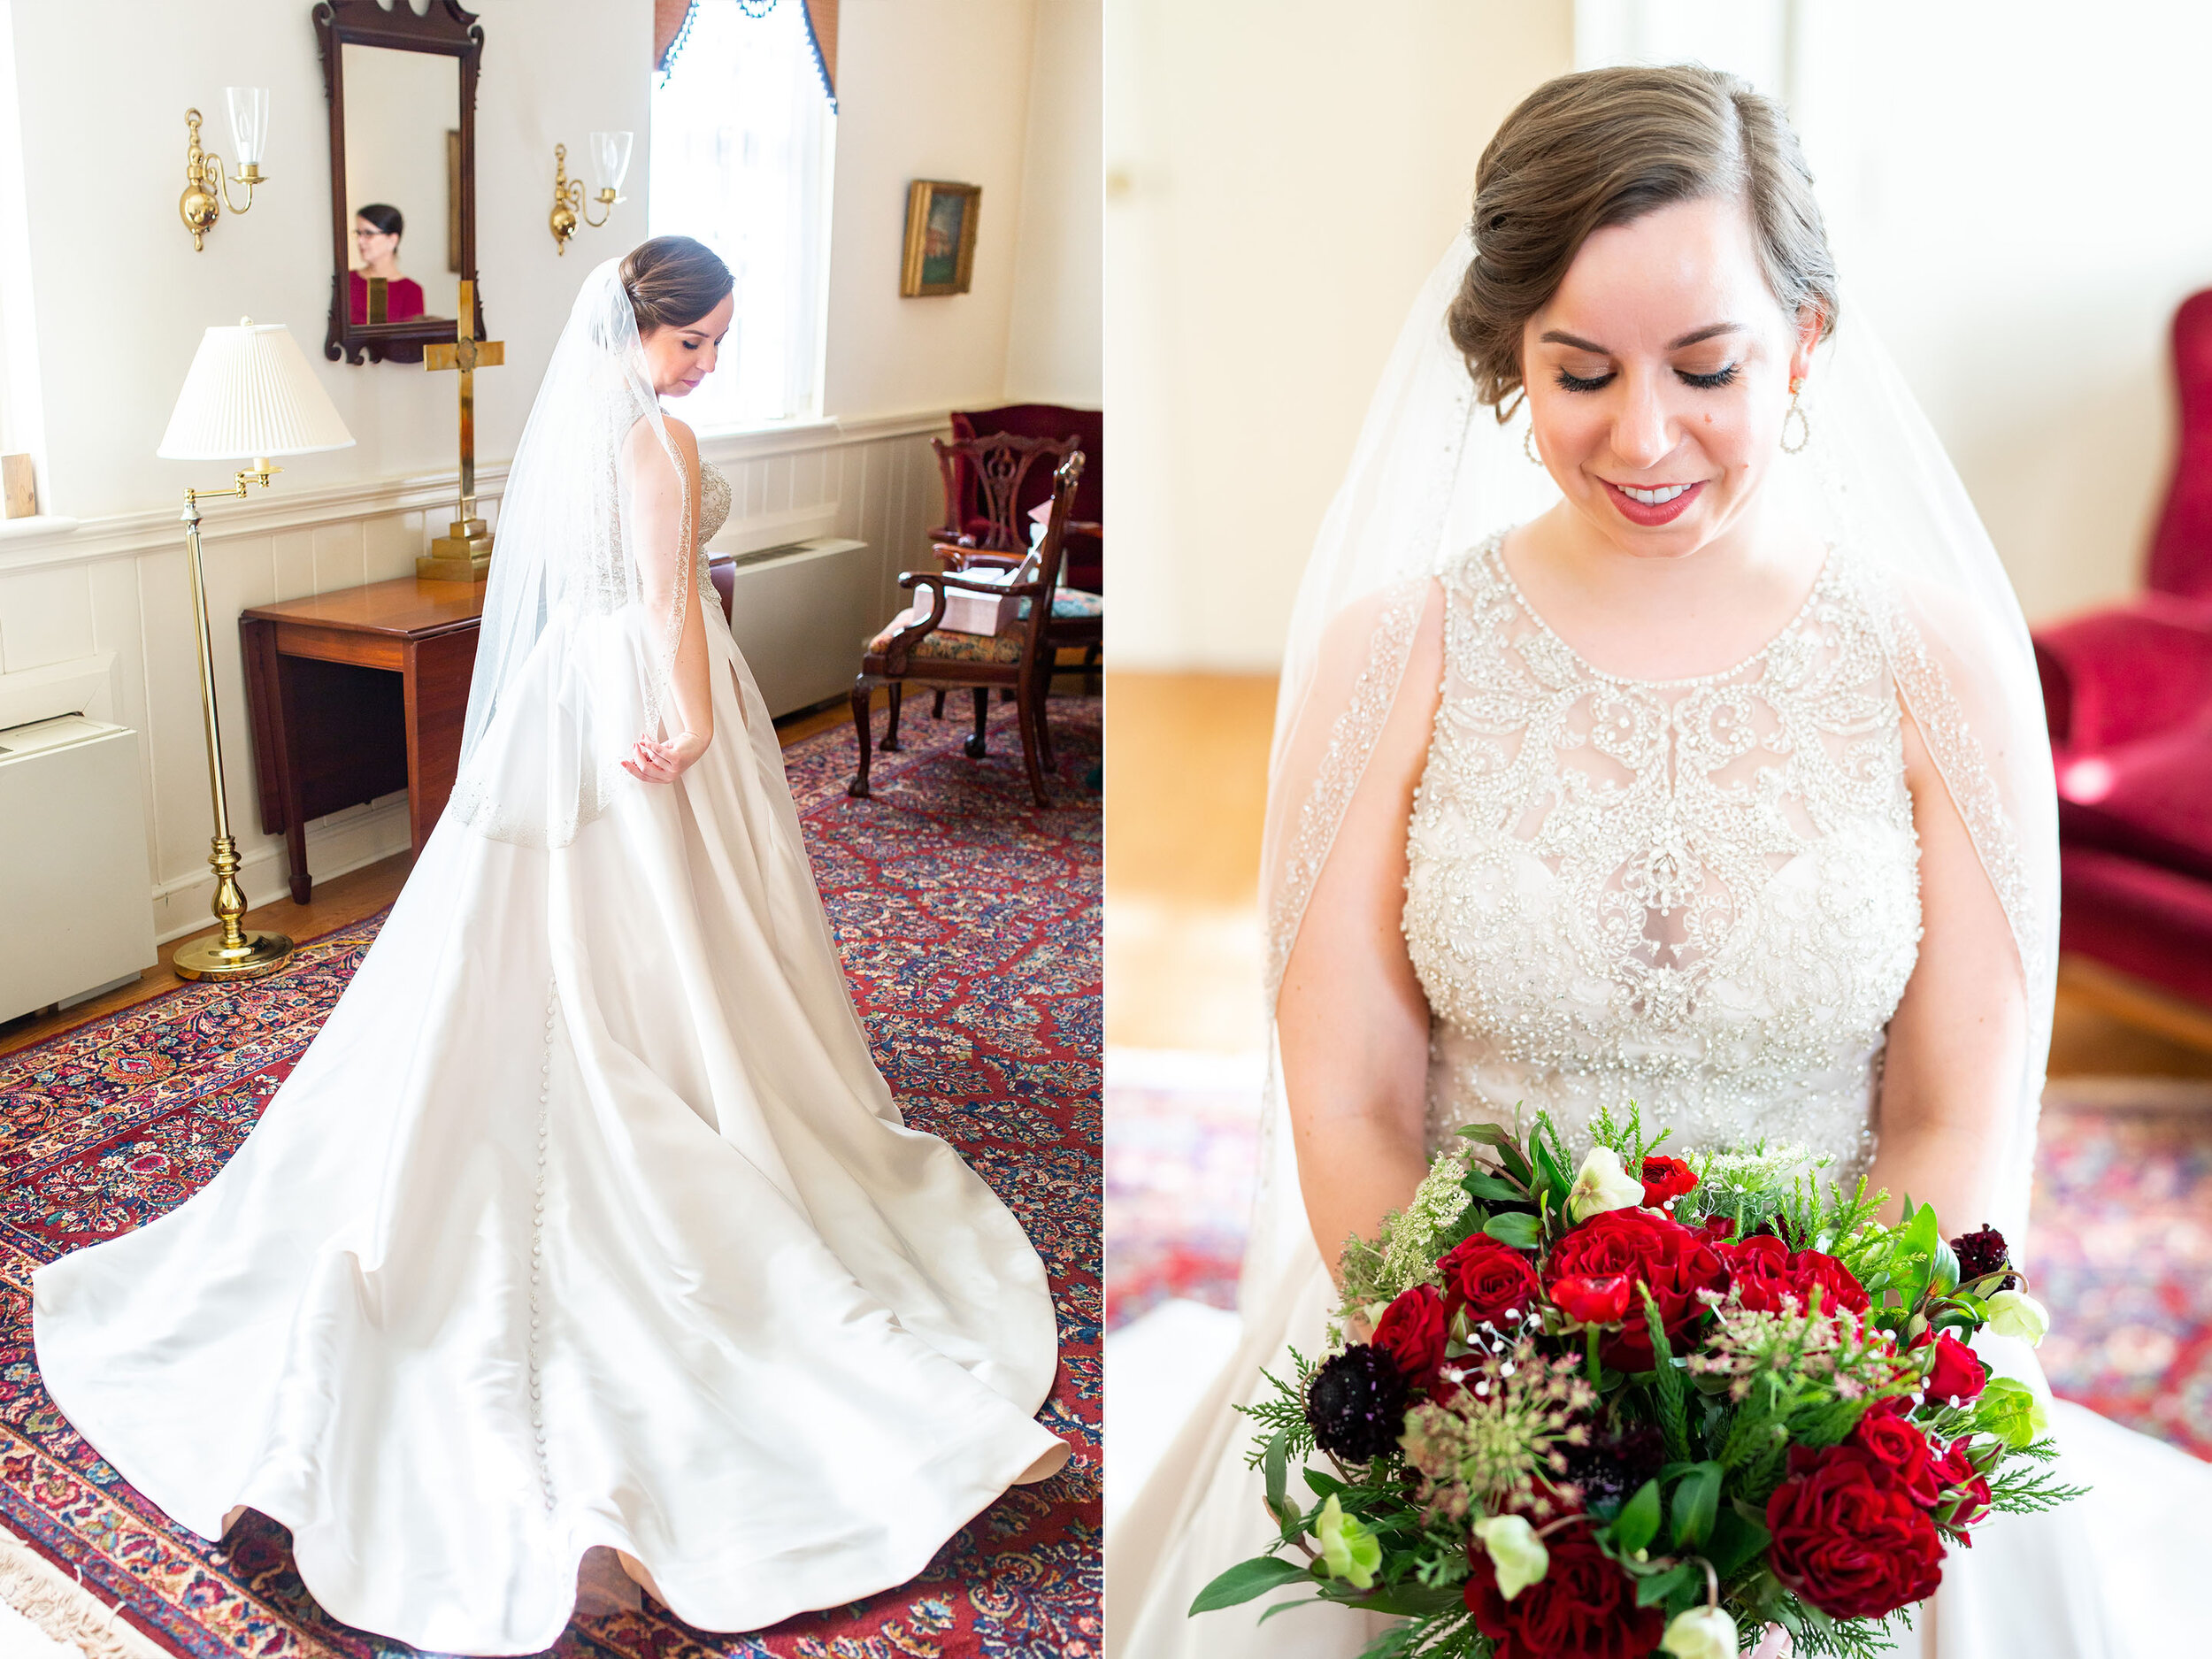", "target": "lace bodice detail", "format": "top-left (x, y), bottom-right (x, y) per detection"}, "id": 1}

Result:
top-left (1402, 536), bottom-right (1923, 1181)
